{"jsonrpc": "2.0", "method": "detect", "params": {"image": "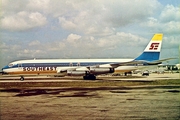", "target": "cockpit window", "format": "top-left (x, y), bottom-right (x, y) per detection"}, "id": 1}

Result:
top-left (8, 64), bottom-right (14, 67)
